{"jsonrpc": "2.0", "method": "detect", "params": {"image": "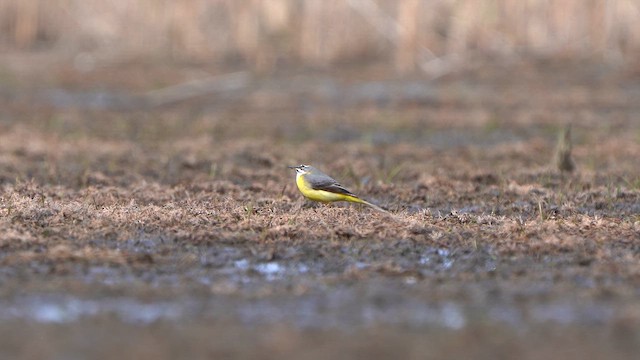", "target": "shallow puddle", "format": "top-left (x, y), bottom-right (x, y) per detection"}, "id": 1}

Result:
top-left (0, 291), bottom-right (622, 331)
